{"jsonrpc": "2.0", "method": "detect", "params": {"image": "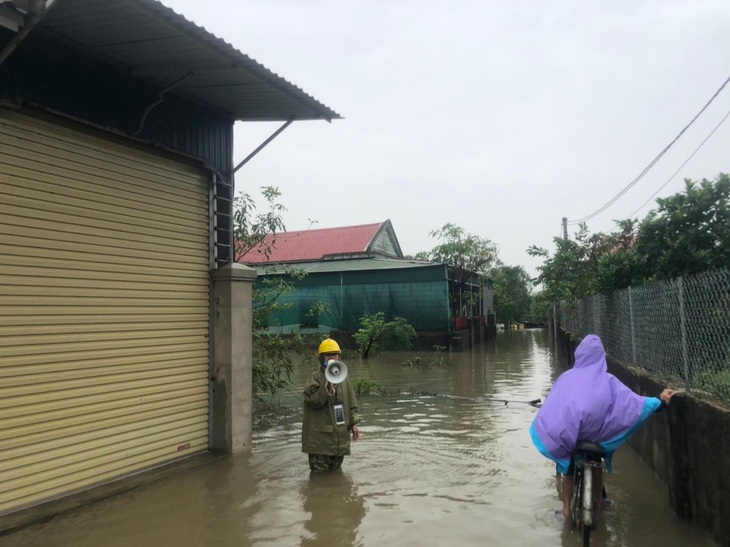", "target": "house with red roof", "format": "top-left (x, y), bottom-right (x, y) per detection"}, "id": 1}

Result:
top-left (239, 220), bottom-right (494, 345)
top-left (241, 220), bottom-right (403, 263)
